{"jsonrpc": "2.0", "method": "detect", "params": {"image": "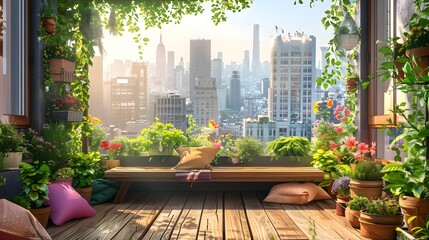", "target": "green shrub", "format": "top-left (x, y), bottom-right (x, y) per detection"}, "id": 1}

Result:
top-left (88, 124), bottom-right (107, 152)
top-left (351, 160), bottom-right (383, 181)
top-left (235, 137), bottom-right (264, 163)
top-left (266, 136), bottom-right (311, 160)
top-left (347, 196), bottom-right (368, 211)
